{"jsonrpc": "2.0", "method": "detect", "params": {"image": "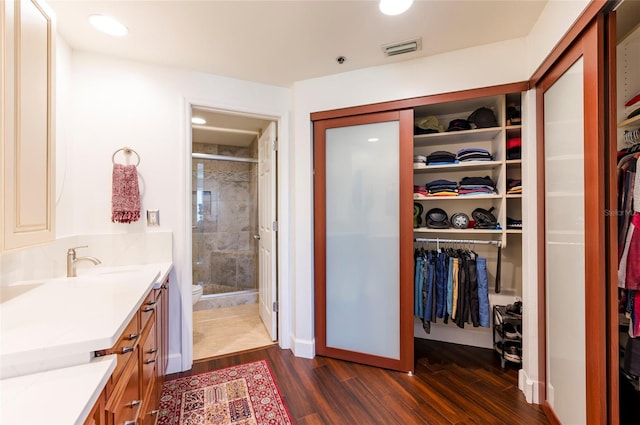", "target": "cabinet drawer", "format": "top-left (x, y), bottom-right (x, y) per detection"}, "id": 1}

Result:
top-left (140, 320), bottom-right (157, 397)
top-left (106, 356), bottom-right (141, 425)
top-left (140, 291), bottom-right (157, 332)
top-left (139, 375), bottom-right (160, 425)
top-left (110, 314), bottom-right (140, 385)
